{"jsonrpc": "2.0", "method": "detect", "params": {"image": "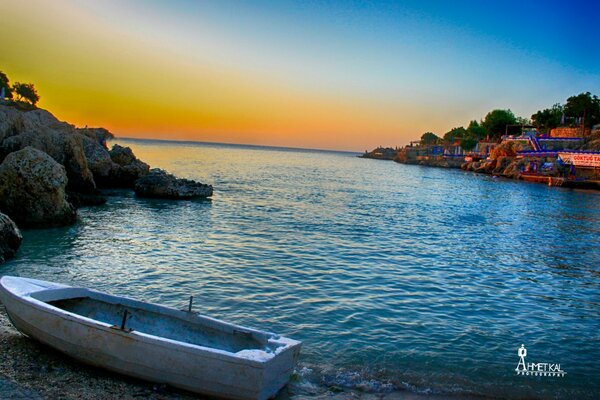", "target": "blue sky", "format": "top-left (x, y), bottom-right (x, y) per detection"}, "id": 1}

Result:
top-left (3, 0), bottom-right (599, 149)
